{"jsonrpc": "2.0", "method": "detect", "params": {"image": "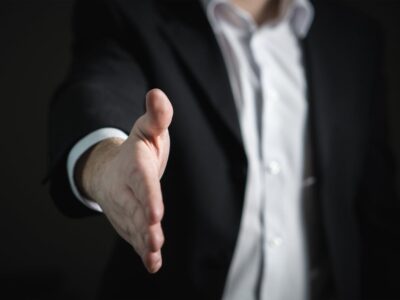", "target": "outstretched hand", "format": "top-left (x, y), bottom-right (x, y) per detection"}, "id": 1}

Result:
top-left (78, 89), bottom-right (173, 273)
